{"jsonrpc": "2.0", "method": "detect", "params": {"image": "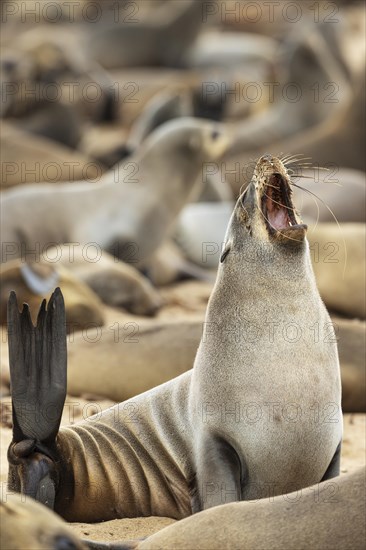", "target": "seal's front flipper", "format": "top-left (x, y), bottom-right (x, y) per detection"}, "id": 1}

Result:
top-left (192, 435), bottom-right (243, 512)
top-left (7, 444), bottom-right (58, 507)
top-left (82, 540), bottom-right (140, 549)
top-left (7, 288), bottom-right (67, 508)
